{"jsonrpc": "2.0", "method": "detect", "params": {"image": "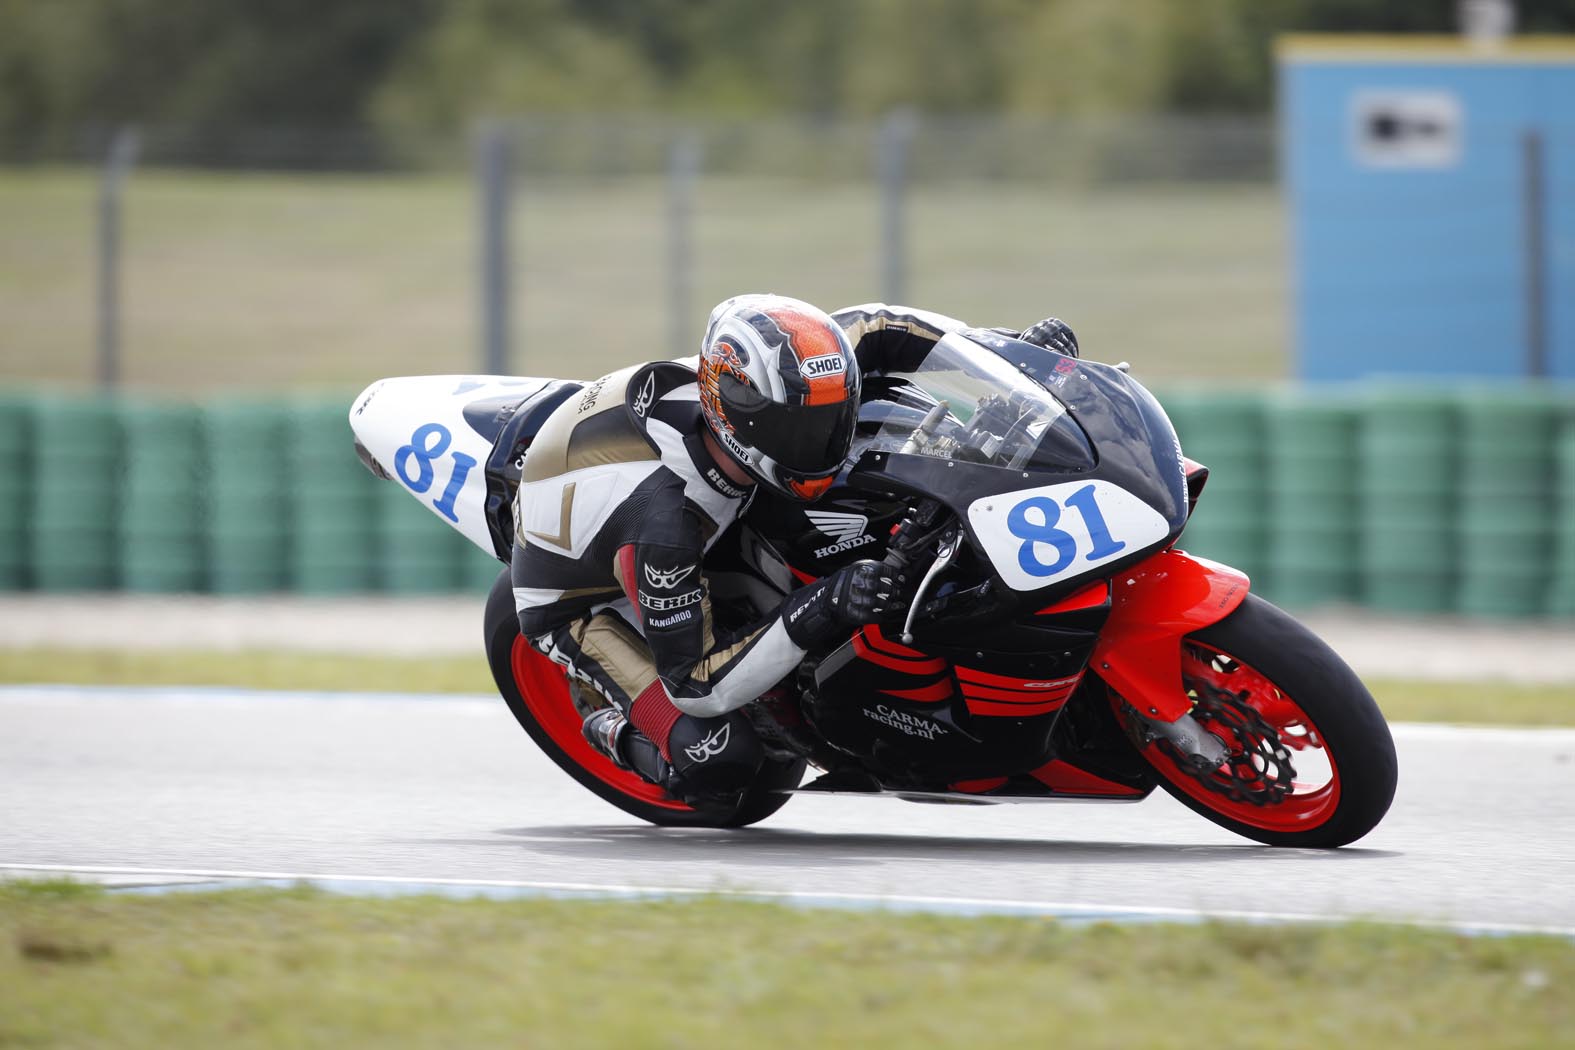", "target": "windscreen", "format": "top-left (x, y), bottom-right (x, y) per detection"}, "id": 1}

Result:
top-left (858, 333), bottom-right (1094, 472)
